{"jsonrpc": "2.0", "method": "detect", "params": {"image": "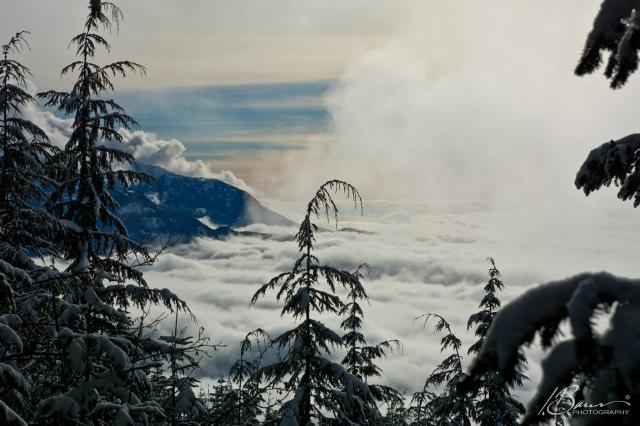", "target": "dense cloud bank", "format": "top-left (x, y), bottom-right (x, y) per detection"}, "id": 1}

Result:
top-left (144, 200), bottom-right (640, 399)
